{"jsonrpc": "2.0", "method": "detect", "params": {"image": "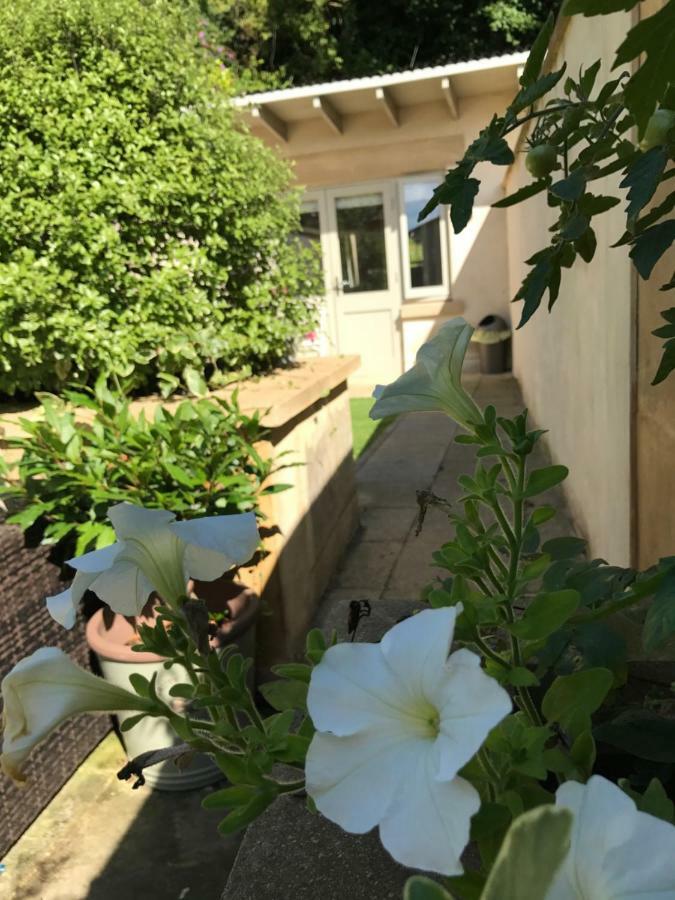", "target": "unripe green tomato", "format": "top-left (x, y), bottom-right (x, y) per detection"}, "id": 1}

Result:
top-left (640, 109), bottom-right (675, 151)
top-left (525, 144), bottom-right (558, 178)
